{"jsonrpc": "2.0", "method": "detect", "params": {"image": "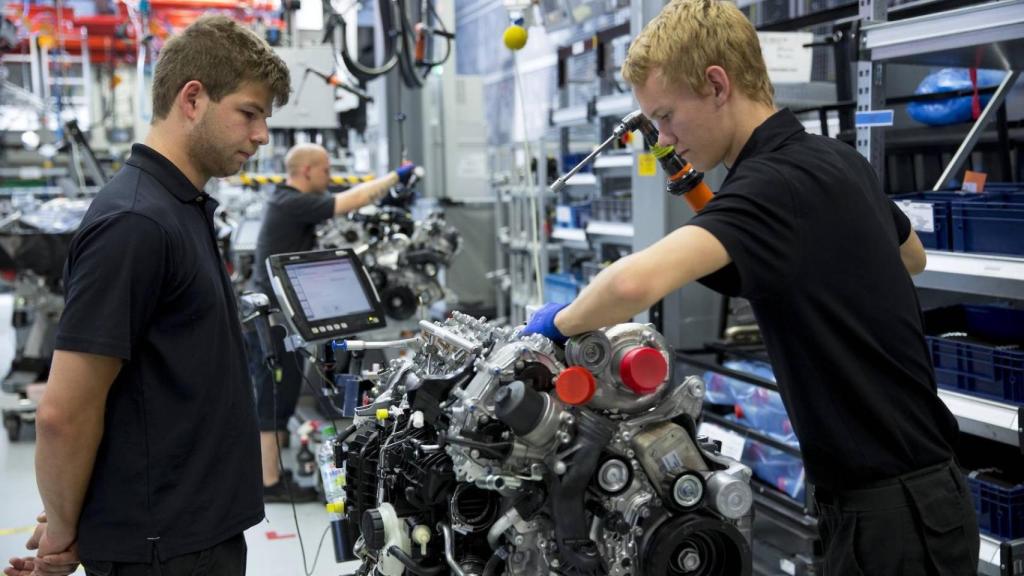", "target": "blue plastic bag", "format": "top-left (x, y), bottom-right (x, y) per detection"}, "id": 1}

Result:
top-left (908, 68), bottom-right (1007, 126)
